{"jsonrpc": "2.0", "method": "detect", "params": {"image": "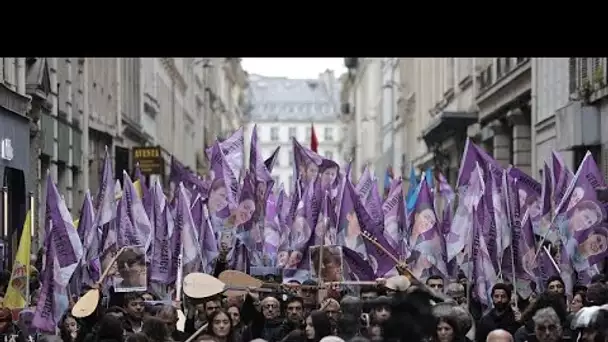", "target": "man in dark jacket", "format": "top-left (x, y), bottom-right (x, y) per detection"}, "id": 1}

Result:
top-left (241, 294), bottom-right (287, 342)
top-left (476, 283), bottom-right (521, 342)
